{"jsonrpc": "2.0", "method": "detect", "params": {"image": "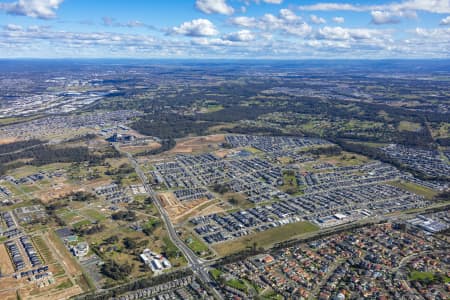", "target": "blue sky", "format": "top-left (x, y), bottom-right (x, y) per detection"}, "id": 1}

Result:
top-left (0, 0), bottom-right (449, 58)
